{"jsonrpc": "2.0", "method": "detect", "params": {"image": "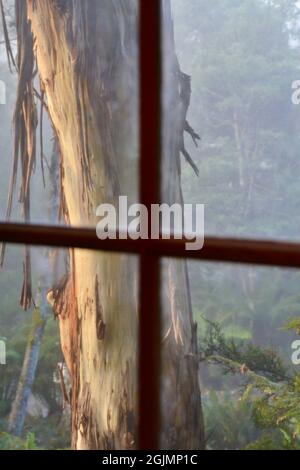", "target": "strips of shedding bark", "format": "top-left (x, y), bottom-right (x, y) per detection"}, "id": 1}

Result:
top-left (0, 1), bottom-right (36, 310)
top-left (0, 0), bottom-right (17, 72)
